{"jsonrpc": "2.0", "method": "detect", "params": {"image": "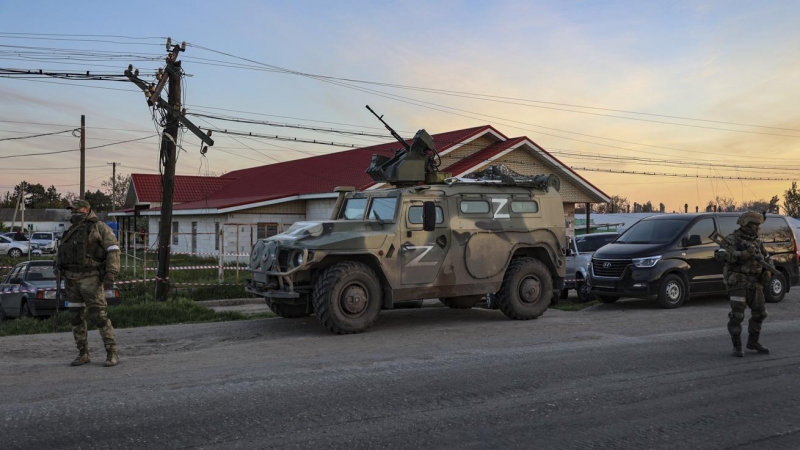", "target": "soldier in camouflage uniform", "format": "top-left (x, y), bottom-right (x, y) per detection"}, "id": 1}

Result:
top-left (56, 200), bottom-right (121, 367)
top-left (719, 212), bottom-right (772, 357)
